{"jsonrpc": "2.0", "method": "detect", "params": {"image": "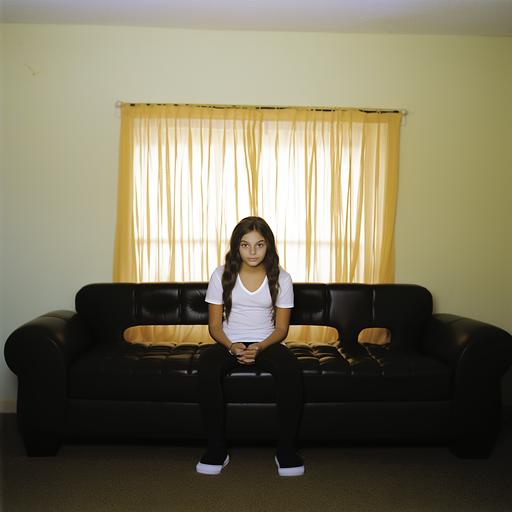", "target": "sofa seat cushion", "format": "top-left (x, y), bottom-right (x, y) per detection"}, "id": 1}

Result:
top-left (68, 342), bottom-right (451, 403)
top-left (294, 342), bottom-right (451, 402)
